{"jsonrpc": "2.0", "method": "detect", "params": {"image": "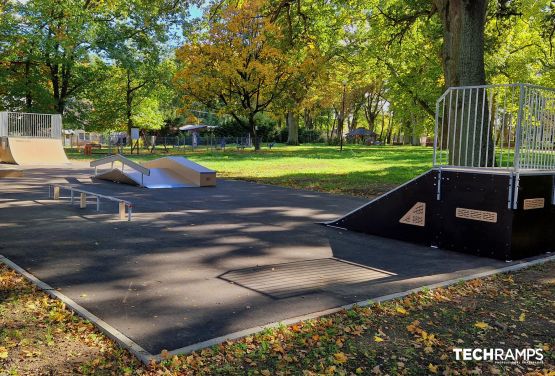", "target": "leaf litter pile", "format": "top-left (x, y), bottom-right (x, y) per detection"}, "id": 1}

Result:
top-left (1, 261), bottom-right (553, 375)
